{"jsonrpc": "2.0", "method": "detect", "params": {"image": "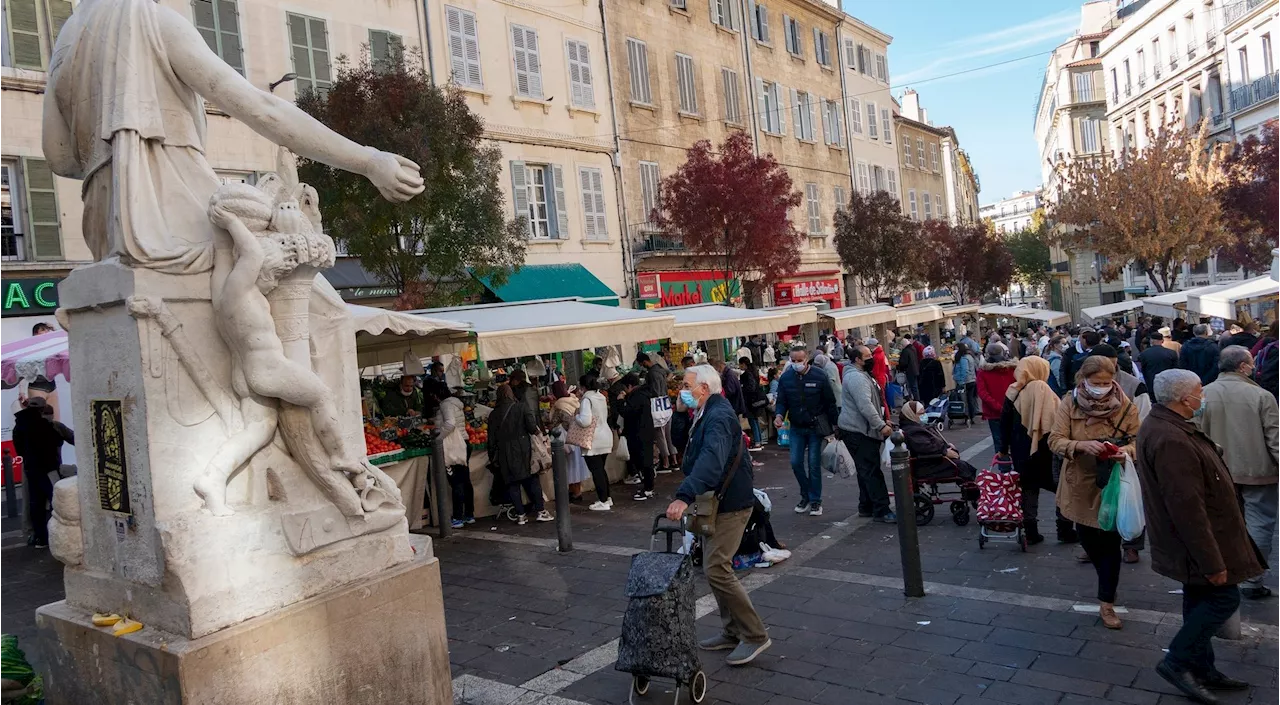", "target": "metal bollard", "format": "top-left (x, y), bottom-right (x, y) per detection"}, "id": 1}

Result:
top-left (430, 429), bottom-right (450, 539)
top-left (550, 430), bottom-right (573, 552)
top-left (890, 431), bottom-right (925, 597)
top-left (2, 454), bottom-right (15, 519)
